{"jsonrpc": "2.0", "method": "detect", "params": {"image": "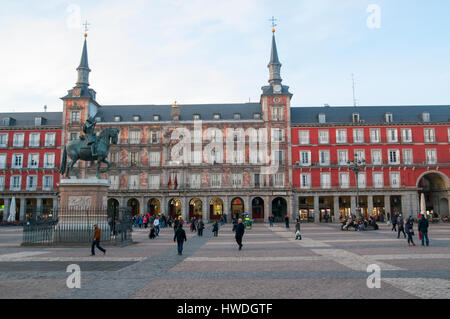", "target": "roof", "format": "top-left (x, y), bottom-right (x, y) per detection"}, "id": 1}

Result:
top-left (291, 105), bottom-right (450, 125)
top-left (77, 38), bottom-right (90, 70)
top-left (0, 112), bottom-right (62, 128)
top-left (97, 103), bottom-right (263, 122)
